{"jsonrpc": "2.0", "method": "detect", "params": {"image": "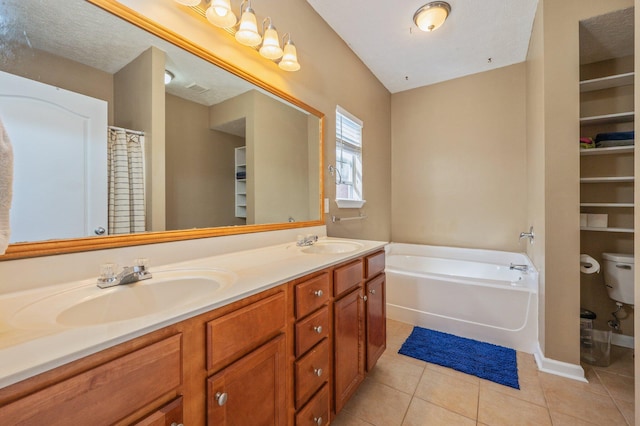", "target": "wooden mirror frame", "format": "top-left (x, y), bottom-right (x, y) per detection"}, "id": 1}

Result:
top-left (1, 0), bottom-right (324, 261)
